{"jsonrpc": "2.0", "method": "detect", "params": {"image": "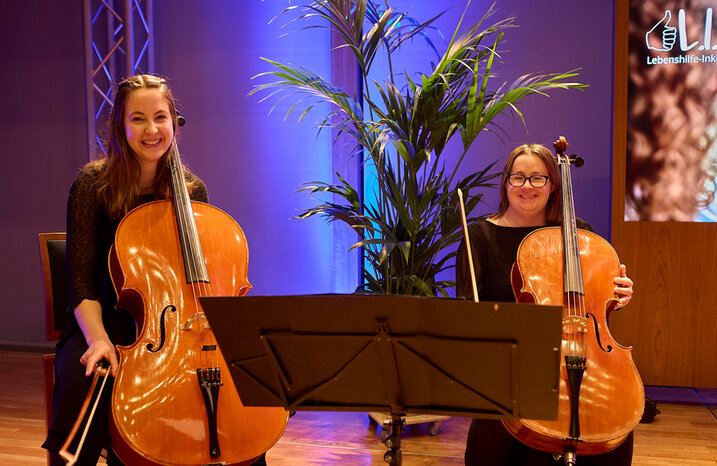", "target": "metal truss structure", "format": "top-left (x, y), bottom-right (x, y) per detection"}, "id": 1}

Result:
top-left (83, 0), bottom-right (154, 160)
